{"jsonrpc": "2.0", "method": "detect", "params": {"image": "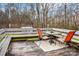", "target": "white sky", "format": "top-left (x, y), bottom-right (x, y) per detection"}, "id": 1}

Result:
top-left (0, 0), bottom-right (79, 3)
